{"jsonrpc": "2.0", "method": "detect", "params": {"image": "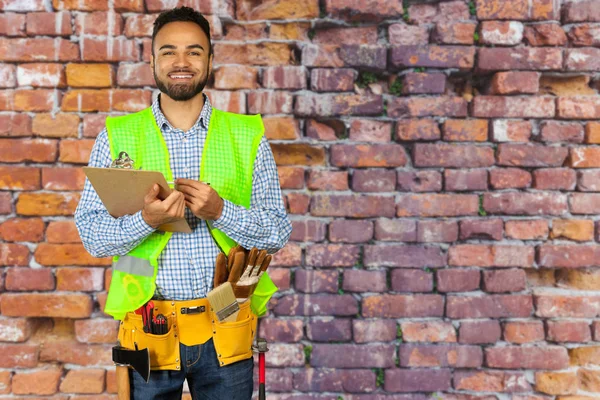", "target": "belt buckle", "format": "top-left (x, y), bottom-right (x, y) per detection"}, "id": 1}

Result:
top-left (181, 306), bottom-right (205, 315)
